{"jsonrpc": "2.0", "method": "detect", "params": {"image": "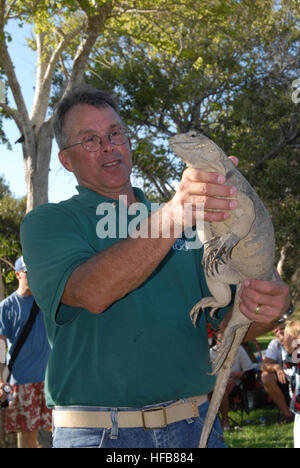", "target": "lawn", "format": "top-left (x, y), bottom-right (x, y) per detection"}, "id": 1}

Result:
top-left (224, 408), bottom-right (294, 448)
